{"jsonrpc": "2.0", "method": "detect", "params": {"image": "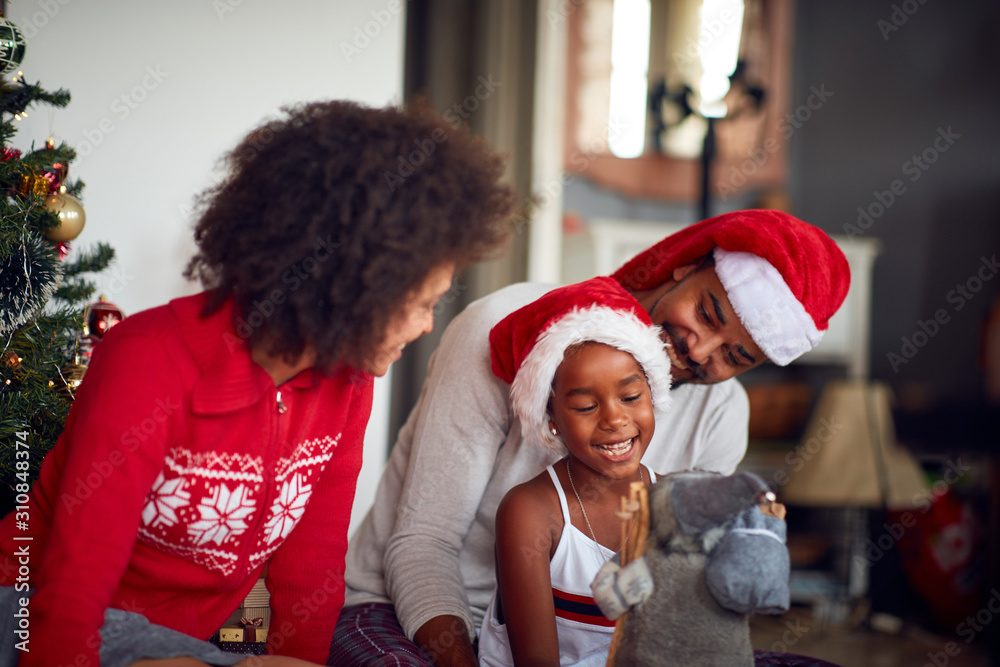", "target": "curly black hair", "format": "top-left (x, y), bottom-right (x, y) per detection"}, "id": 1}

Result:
top-left (185, 99), bottom-right (514, 372)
